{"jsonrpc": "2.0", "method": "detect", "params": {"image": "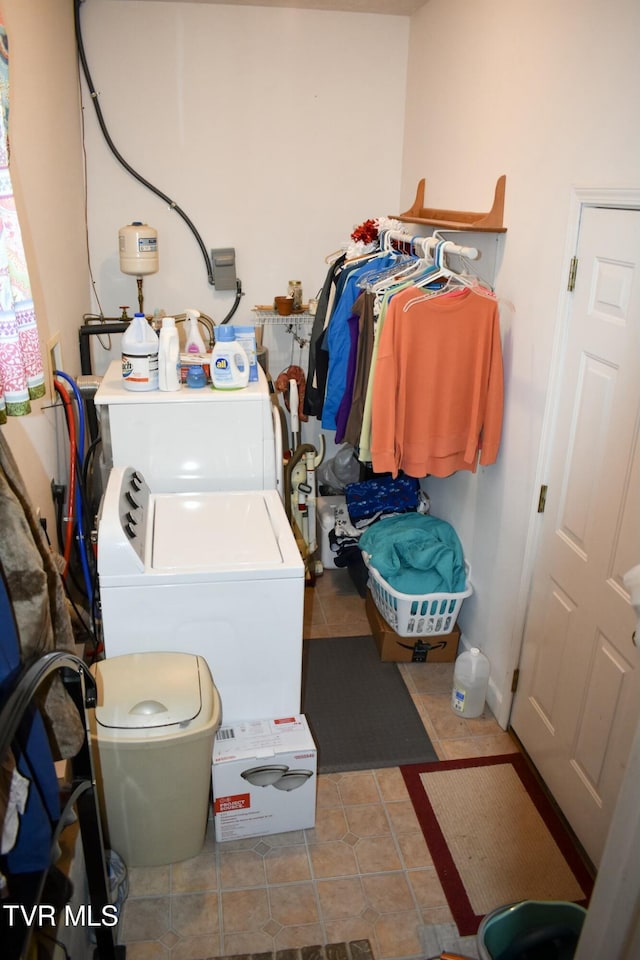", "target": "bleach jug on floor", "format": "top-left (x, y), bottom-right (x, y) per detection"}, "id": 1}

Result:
top-left (451, 647), bottom-right (490, 718)
top-left (211, 325), bottom-right (249, 389)
top-left (121, 313), bottom-right (159, 391)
